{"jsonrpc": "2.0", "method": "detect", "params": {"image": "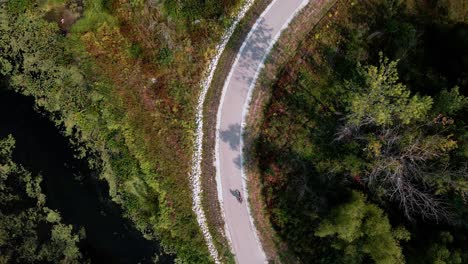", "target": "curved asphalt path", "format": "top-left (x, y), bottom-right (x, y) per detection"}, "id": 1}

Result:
top-left (215, 0), bottom-right (309, 263)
